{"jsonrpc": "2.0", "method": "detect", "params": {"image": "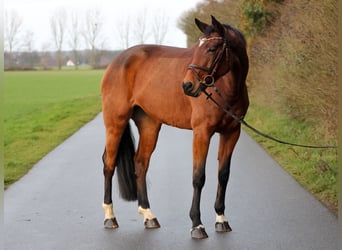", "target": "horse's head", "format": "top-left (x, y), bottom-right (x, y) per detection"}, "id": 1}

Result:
top-left (182, 16), bottom-right (231, 97)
